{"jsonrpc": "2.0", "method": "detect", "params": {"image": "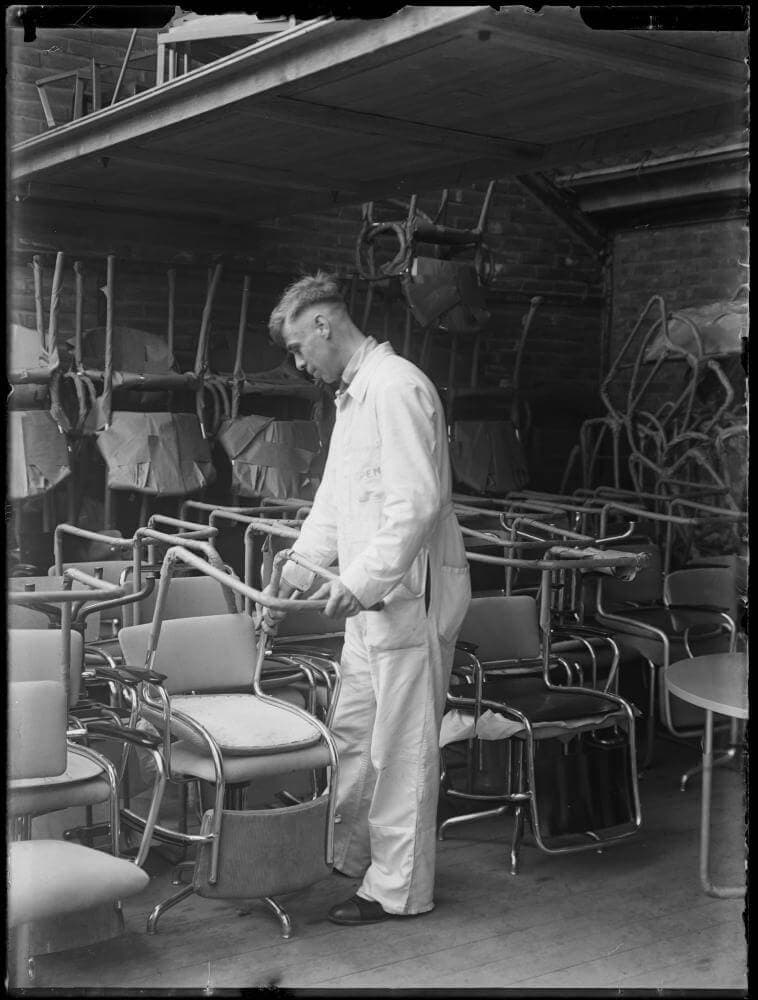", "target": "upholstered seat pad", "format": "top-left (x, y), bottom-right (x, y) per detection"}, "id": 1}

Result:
top-left (479, 678), bottom-right (620, 721)
top-left (8, 840), bottom-right (149, 927)
top-left (168, 694), bottom-right (323, 755)
top-left (169, 740), bottom-right (332, 782)
top-left (9, 749), bottom-right (111, 816)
